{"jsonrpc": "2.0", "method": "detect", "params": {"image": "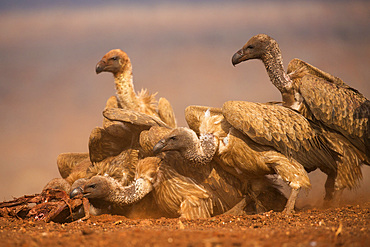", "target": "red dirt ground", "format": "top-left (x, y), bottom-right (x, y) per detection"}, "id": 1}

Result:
top-left (1, 202), bottom-right (369, 247)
